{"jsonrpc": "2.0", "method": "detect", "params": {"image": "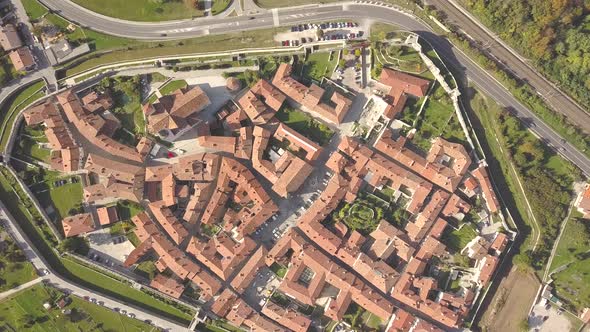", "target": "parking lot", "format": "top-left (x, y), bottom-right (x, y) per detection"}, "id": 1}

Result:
top-left (274, 21), bottom-right (367, 46)
top-left (529, 300), bottom-right (573, 332)
top-left (86, 228), bottom-right (135, 265)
